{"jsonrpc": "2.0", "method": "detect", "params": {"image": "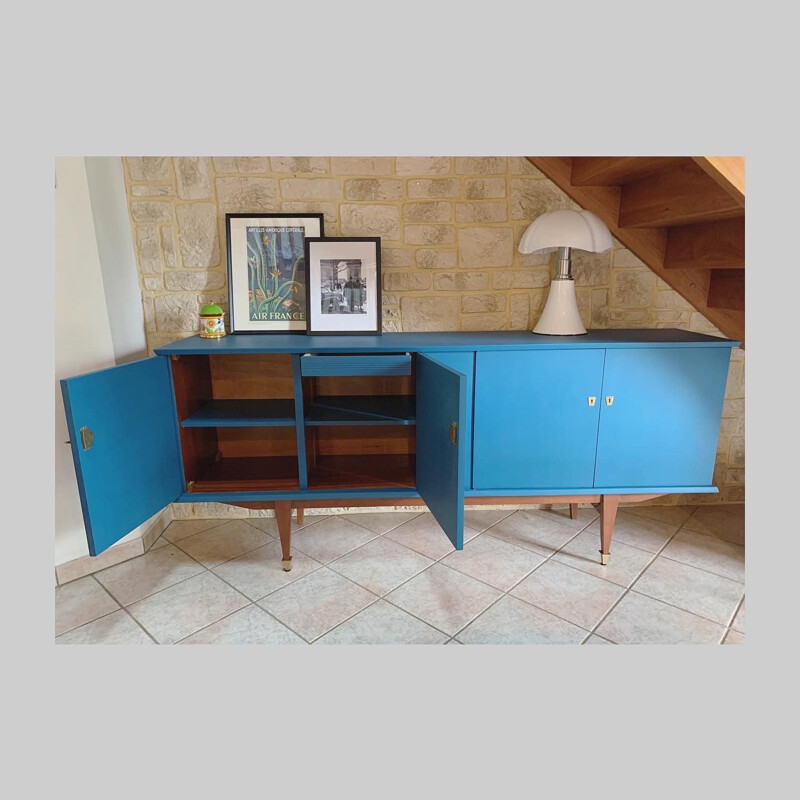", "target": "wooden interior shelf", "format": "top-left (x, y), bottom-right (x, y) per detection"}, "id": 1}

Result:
top-left (181, 399), bottom-right (297, 427)
top-left (305, 395), bottom-right (415, 426)
top-left (190, 456), bottom-right (300, 492)
top-left (308, 454), bottom-right (416, 490)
